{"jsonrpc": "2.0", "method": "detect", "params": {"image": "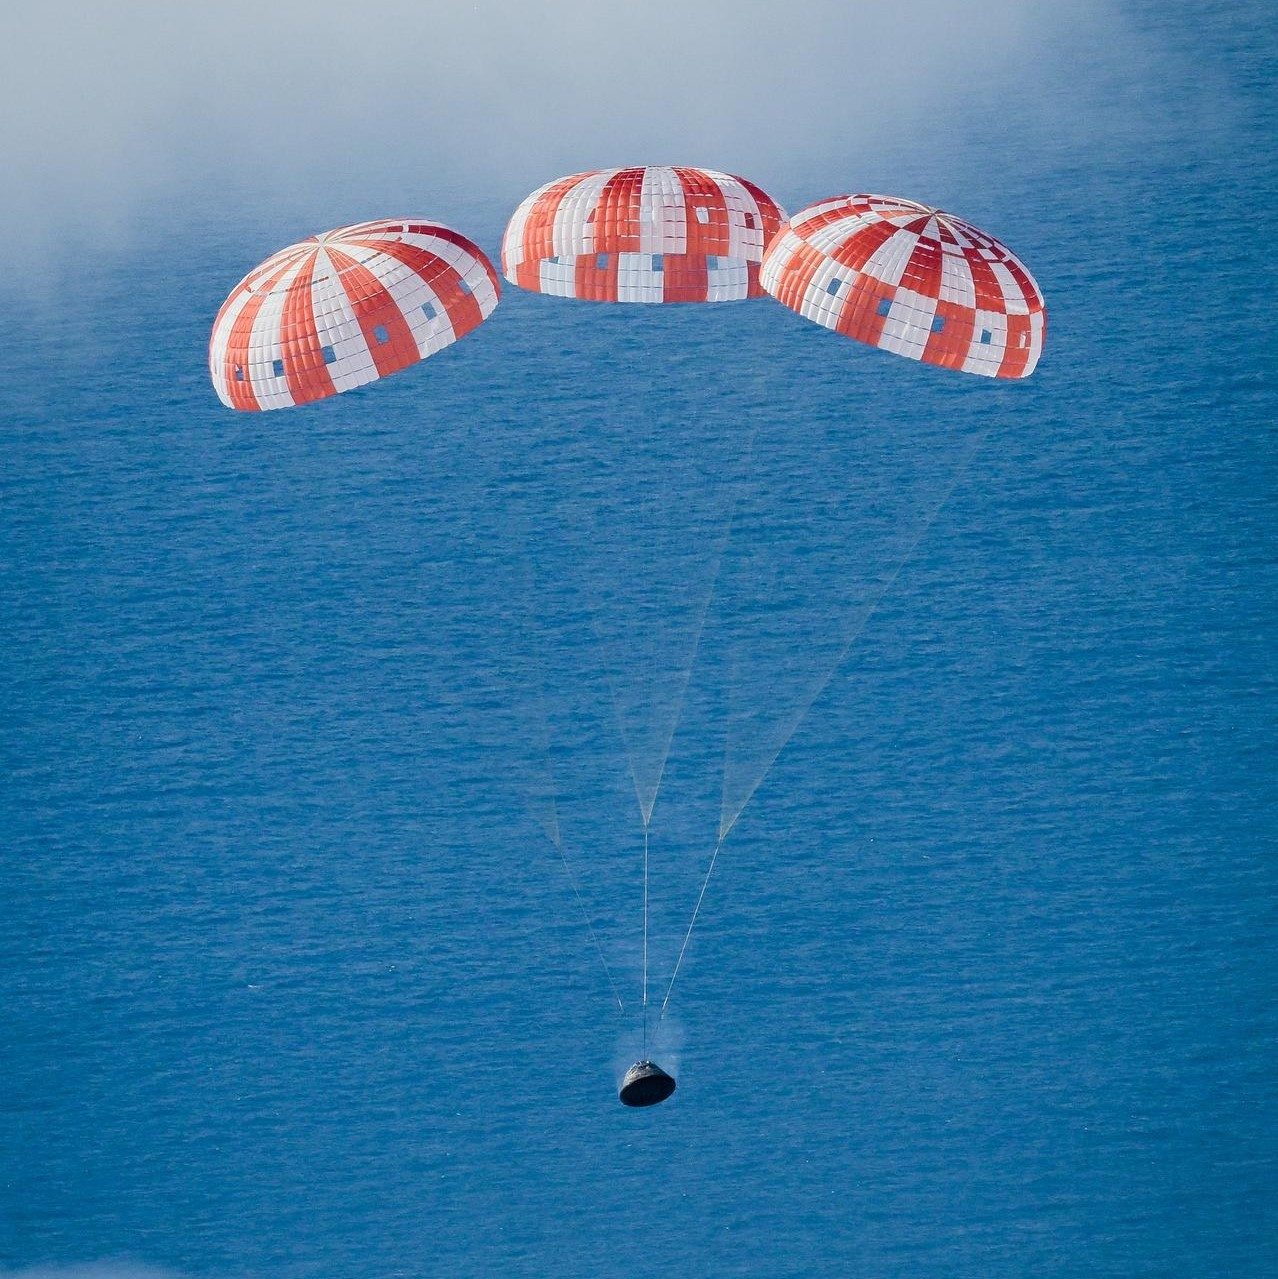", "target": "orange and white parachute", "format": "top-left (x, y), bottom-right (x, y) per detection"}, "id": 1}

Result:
top-left (761, 194), bottom-right (1045, 378)
top-left (502, 166), bottom-right (785, 303)
top-left (209, 220), bottom-right (500, 411)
